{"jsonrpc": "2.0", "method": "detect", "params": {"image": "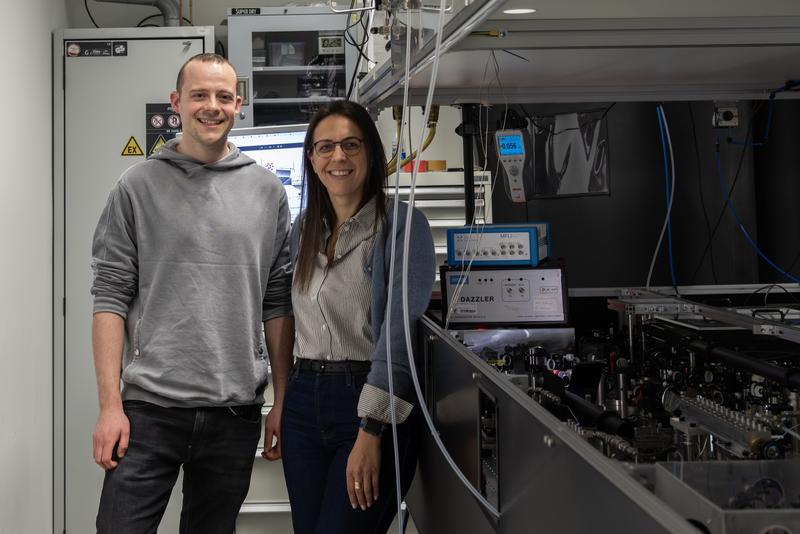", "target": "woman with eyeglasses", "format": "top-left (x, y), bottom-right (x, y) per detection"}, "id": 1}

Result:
top-left (277, 100), bottom-right (435, 534)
